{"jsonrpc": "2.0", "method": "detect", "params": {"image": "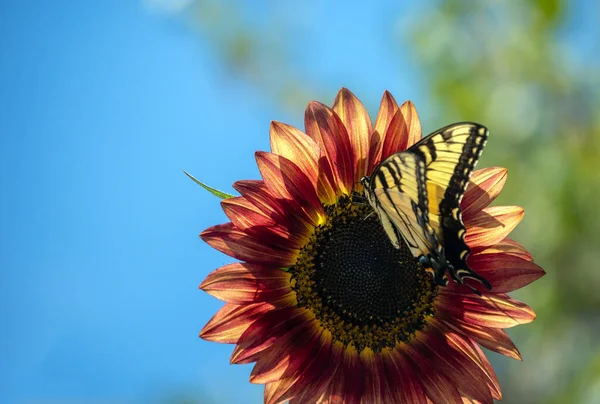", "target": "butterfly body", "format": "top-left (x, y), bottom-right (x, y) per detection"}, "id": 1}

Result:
top-left (362, 122), bottom-right (492, 292)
